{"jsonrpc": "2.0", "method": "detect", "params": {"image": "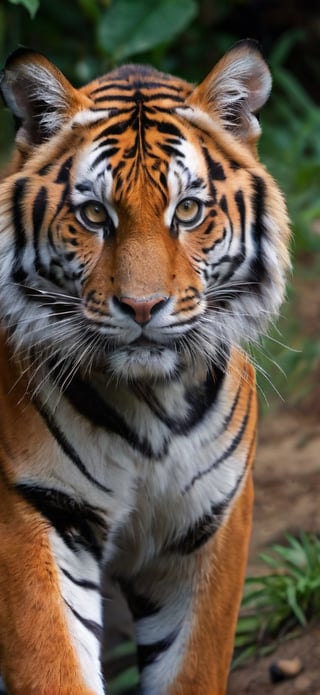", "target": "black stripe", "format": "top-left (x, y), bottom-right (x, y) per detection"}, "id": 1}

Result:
top-left (183, 388), bottom-right (253, 494)
top-left (219, 194), bottom-right (233, 244)
top-left (248, 174), bottom-right (267, 286)
top-left (12, 177), bottom-right (27, 250)
top-left (219, 381), bottom-right (242, 432)
top-left (216, 190), bottom-right (247, 283)
top-left (120, 581), bottom-right (160, 621)
top-left (251, 175), bottom-right (265, 241)
top-left (157, 122), bottom-right (183, 138)
top-left (32, 186), bottom-right (47, 272)
top-left (32, 186), bottom-right (47, 238)
top-left (94, 137), bottom-right (119, 151)
top-left (95, 91), bottom-right (184, 104)
top-left (61, 567), bottom-right (100, 592)
top-left (33, 396), bottom-right (113, 494)
top-left (55, 156), bottom-right (73, 185)
top-left (91, 147), bottom-right (119, 169)
top-left (137, 629), bottom-right (178, 671)
top-left (11, 178), bottom-right (29, 283)
top-left (93, 116), bottom-right (136, 140)
top-left (94, 93), bottom-right (138, 103)
top-left (65, 601), bottom-right (103, 641)
top-left (157, 141), bottom-right (183, 158)
top-left (16, 484), bottom-right (108, 561)
top-left (132, 364), bottom-right (226, 436)
top-left (203, 147), bottom-right (226, 181)
top-left (63, 376), bottom-right (168, 460)
top-left (170, 468), bottom-right (247, 555)
top-left (38, 163), bottom-right (53, 176)
top-left (75, 181), bottom-right (93, 193)
top-left (91, 80), bottom-right (184, 96)
top-left (201, 223), bottom-right (218, 251)
top-left (235, 189), bottom-right (246, 251)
